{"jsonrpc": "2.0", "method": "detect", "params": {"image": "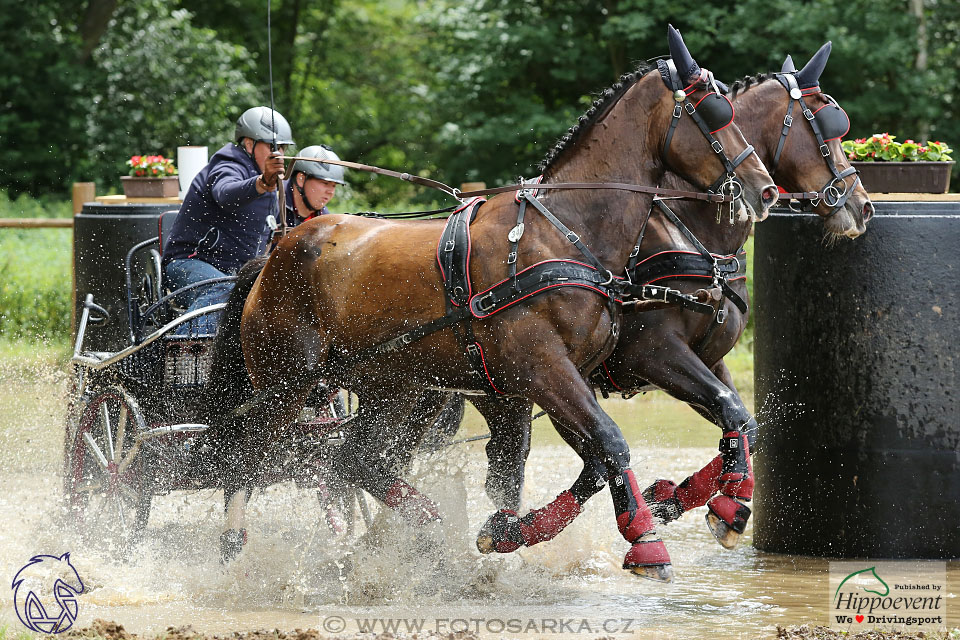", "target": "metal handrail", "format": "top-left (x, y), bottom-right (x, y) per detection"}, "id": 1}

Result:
top-left (72, 302), bottom-right (228, 370)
